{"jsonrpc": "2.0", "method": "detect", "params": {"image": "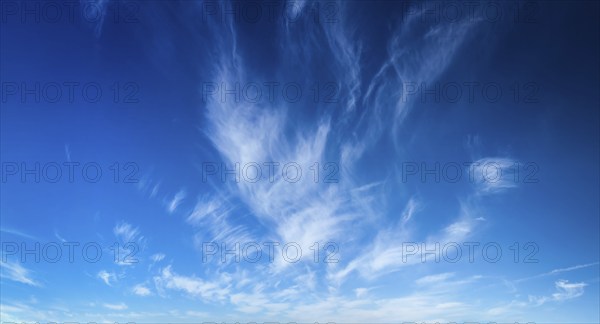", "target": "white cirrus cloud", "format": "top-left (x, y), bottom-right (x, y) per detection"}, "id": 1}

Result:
top-left (153, 265), bottom-right (231, 302)
top-left (97, 270), bottom-right (116, 286)
top-left (470, 157), bottom-right (519, 194)
top-left (552, 279), bottom-right (587, 301)
top-left (150, 253), bottom-right (165, 263)
top-left (0, 259), bottom-right (40, 287)
top-left (132, 284), bottom-right (152, 296)
top-left (113, 221), bottom-right (143, 243)
top-left (167, 189), bottom-right (186, 214)
top-left (103, 302), bottom-right (128, 311)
